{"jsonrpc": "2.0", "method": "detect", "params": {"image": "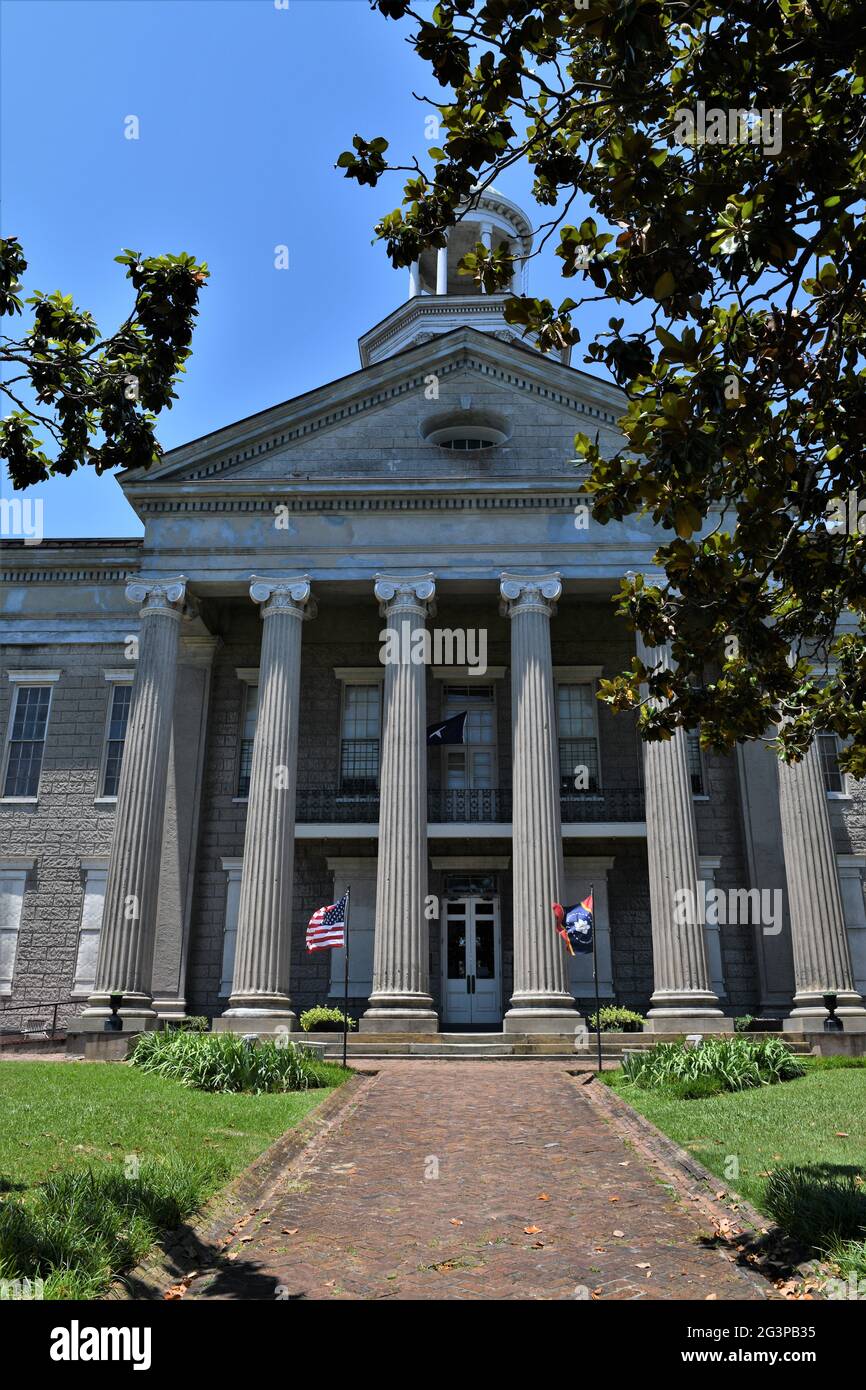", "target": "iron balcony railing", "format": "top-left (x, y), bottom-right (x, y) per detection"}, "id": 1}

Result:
top-left (294, 787), bottom-right (645, 825)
